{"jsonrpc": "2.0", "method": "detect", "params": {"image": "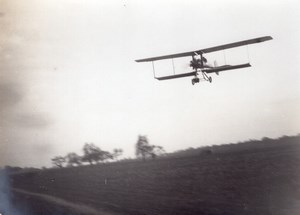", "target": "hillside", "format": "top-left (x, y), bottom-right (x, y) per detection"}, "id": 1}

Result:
top-left (11, 135), bottom-right (300, 215)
